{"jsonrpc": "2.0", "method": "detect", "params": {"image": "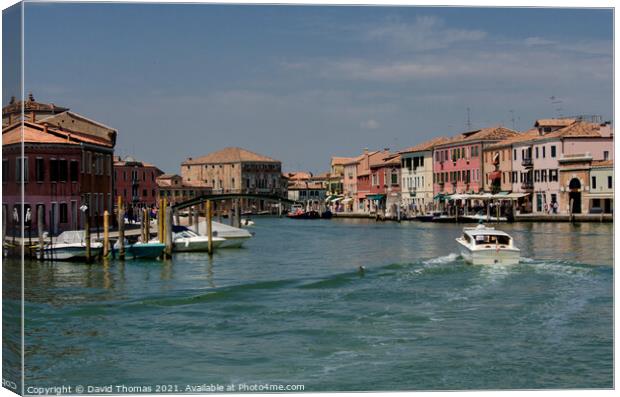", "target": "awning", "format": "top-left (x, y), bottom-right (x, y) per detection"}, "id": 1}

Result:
top-left (332, 197), bottom-right (344, 203)
top-left (342, 198), bottom-right (353, 204)
top-left (433, 193), bottom-right (446, 200)
top-left (366, 194), bottom-right (386, 200)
